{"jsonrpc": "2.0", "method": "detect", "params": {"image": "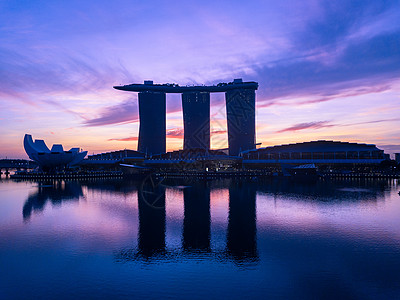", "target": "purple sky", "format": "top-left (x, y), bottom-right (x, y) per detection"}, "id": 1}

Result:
top-left (1, 0), bottom-right (399, 158)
